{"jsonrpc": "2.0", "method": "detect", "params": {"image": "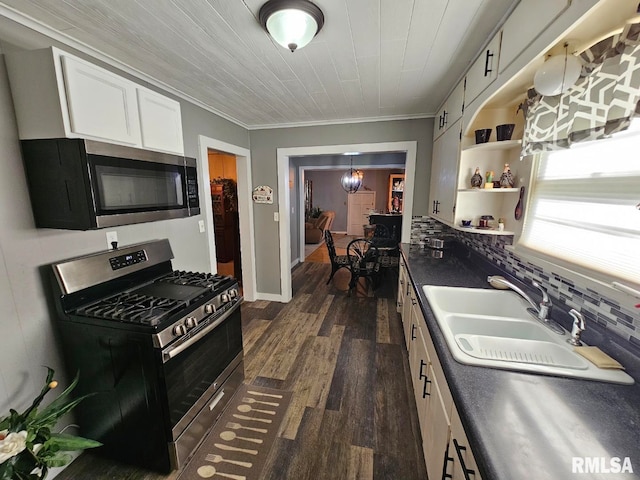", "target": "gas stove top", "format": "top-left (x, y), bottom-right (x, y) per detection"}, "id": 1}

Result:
top-left (74, 270), bottom-right (236, 327)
